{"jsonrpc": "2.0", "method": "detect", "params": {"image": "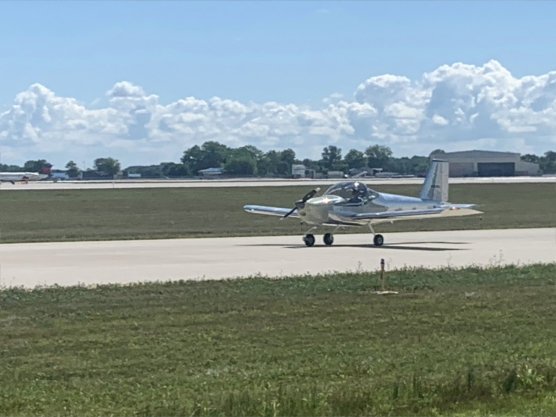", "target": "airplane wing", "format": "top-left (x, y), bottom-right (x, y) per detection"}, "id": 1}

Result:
top-left (350, 207), bottom-right (446, 220)
top-left (243, 205), bottom-right (299, 218)
top-left (347, 204), bottom-right (482, 223)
